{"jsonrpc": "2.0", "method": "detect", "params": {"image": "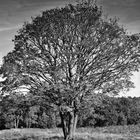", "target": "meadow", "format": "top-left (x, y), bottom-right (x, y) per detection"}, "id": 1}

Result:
top-left (1, 125), bottom-right (140, 140)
